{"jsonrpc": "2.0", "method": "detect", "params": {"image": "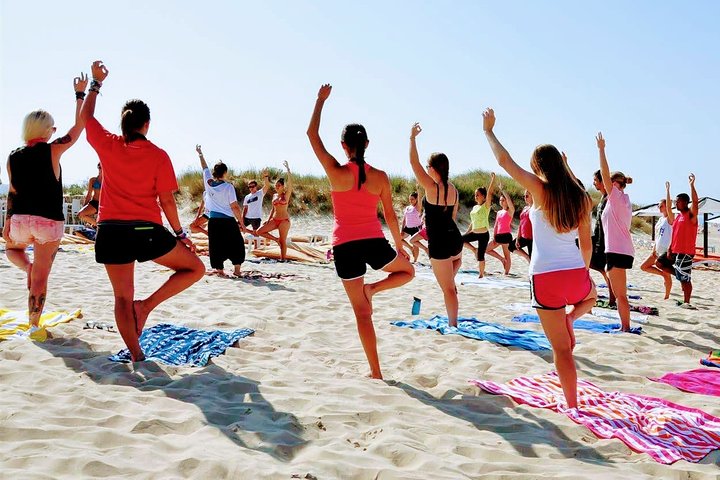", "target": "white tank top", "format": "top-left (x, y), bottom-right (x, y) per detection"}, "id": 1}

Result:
top-left (528, 205), bottom-right (586, 275)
